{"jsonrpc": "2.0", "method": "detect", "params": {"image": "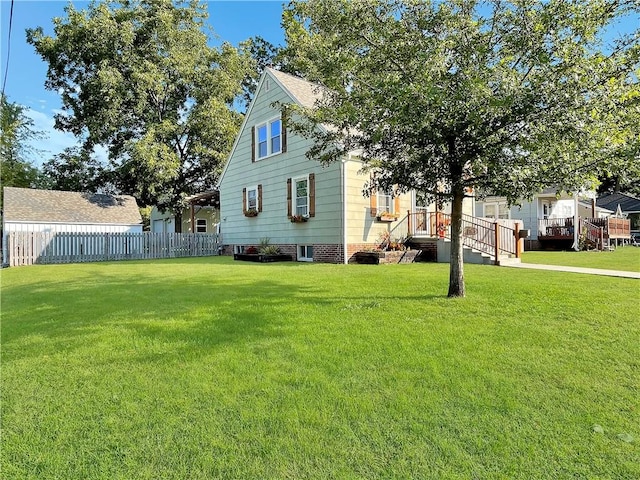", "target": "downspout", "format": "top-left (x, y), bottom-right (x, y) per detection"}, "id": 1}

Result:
top-left (342, 156), bottom-right (348, 264)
